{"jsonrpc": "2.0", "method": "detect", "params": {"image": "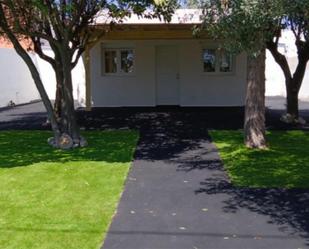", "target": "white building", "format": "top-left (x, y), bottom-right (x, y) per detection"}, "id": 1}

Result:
top-left (86, 9), bottom-right (247, 108)
top-left (2, 11), bottom-right (306, 109)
